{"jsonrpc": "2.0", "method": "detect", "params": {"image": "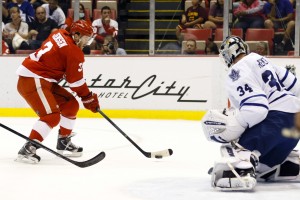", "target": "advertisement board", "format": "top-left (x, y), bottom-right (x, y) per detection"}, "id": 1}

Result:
top-left (0, 56), bottom-right (298, 119)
